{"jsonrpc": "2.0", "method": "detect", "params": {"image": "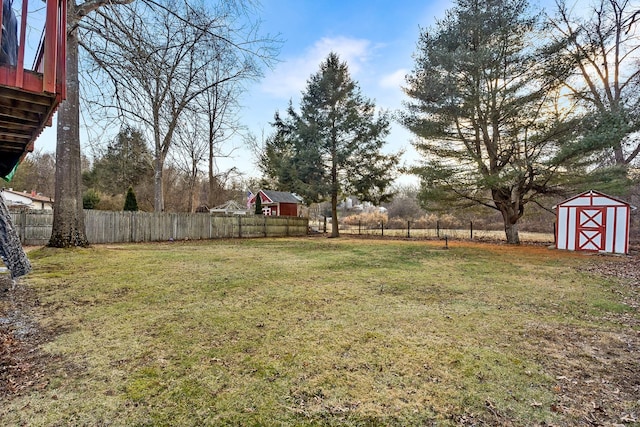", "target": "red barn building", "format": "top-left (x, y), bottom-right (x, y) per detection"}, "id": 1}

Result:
top-left (249, 190), bottom-right (302, 217)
